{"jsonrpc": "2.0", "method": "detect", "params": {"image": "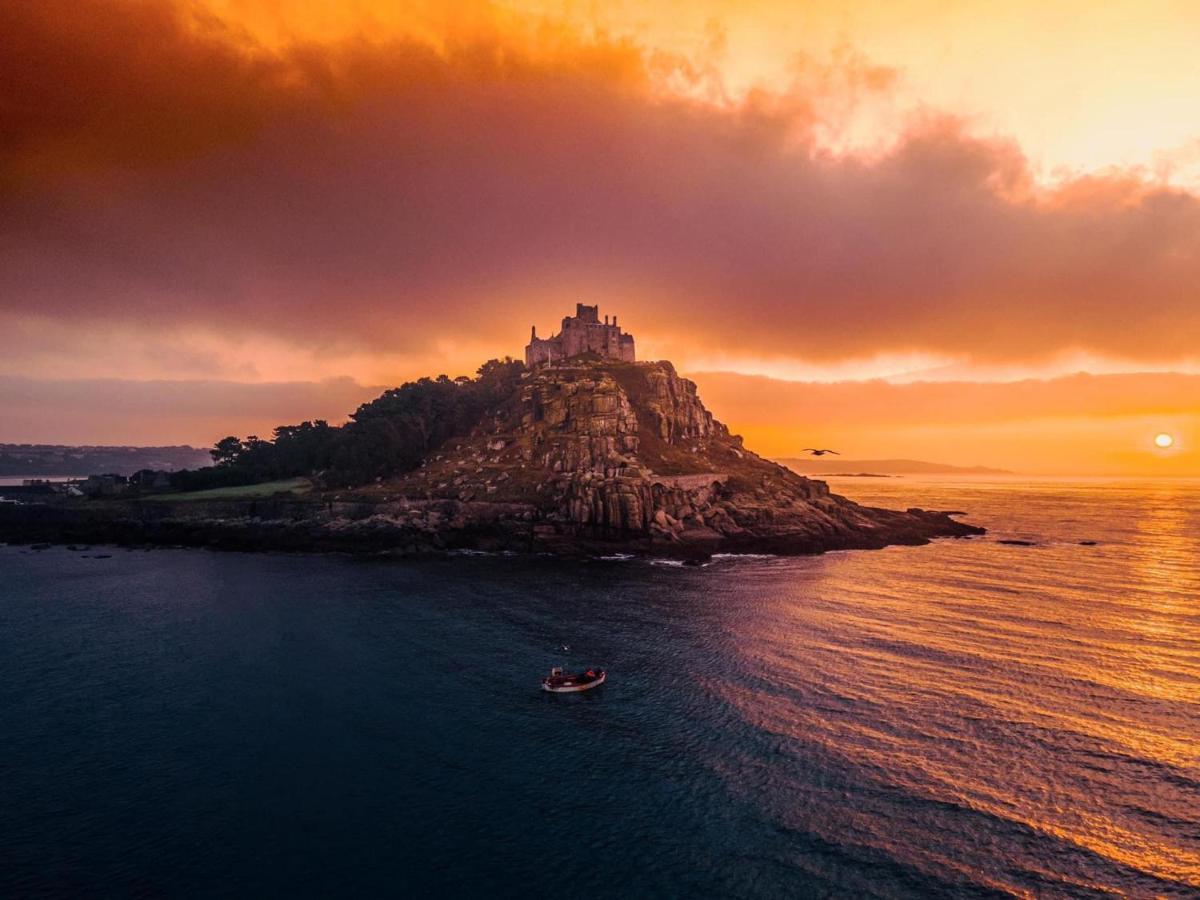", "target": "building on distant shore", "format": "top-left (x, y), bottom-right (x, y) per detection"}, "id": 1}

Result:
top-left (525, 303), bottom-right (635, 366)
top-left (81, 474), bottom-right (128, 497)
top-left (131, 469), bottom-right (173, 491)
